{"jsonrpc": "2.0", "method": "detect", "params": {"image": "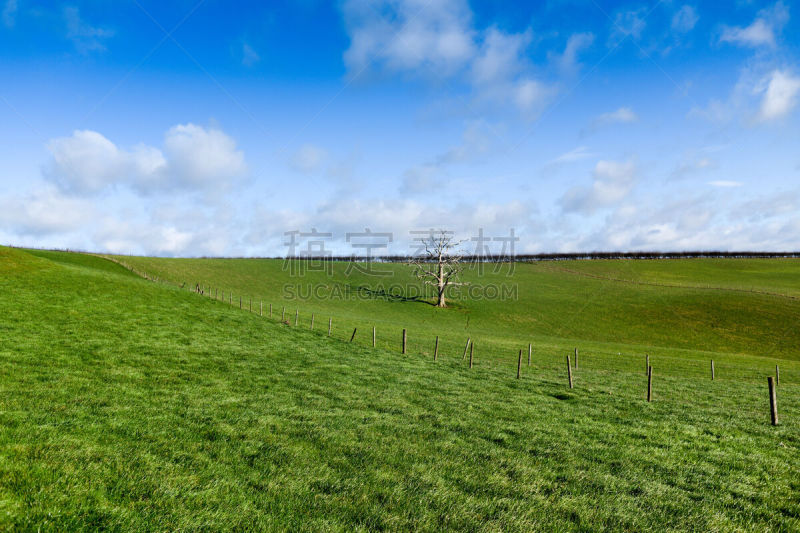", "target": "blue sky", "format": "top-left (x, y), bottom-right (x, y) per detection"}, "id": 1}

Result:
top-left (1, 0), bottom-right (799, 256)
